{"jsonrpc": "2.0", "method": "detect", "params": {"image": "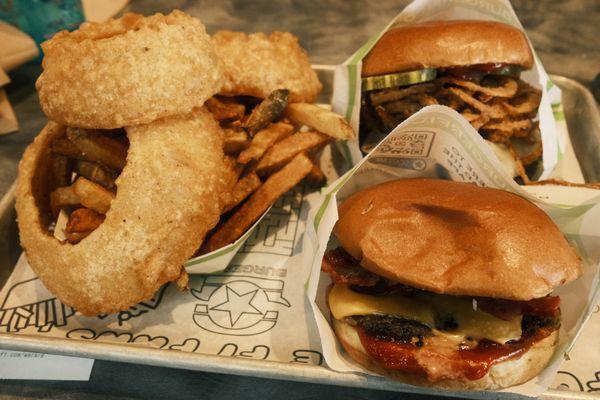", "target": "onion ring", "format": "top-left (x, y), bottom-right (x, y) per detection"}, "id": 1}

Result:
top-left (441, 76), bottom-right (518, 98)
top-left (370, 83), bottom-right (436, 106)
top-left (447, 87), bottom-right (506, 119)
top-left (16, 108), bottom-right (227, 315)
top-left (461, 111), bottom-right (490, 130)
top-left (36, 11), bottom-right (222, 129)
top-left (213, 31), bottom-right (322, 102)
top-left (501, 90), bottom-right (541, 116)
top-left (483, 119), bottom-right (532, 132)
